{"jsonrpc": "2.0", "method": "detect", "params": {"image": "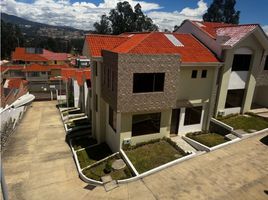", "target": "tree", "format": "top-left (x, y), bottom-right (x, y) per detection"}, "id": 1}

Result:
top-left (203, 0), bottom-right (240, 24)
top-left (1, 20), bottom-right (24, 59)
top-left (94, 1), bottom-right (158, 35)
top-left (223, 0), bottom-right (240, 24)
top-left (93, 15), bottom-right (111, 34)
